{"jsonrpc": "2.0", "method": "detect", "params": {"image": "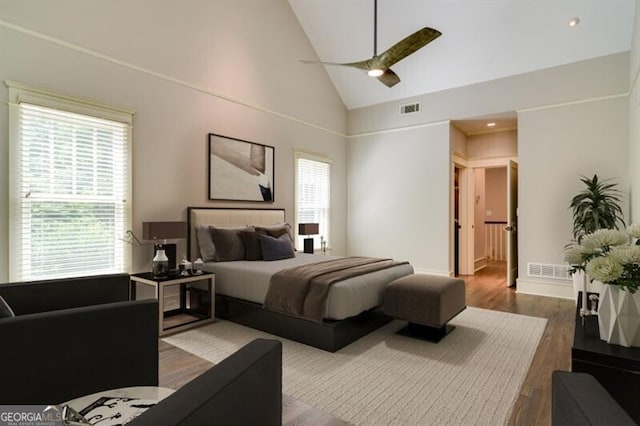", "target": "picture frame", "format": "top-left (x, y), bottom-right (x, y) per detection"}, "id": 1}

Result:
top-left (208, 133), bottom-right (275, 202)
